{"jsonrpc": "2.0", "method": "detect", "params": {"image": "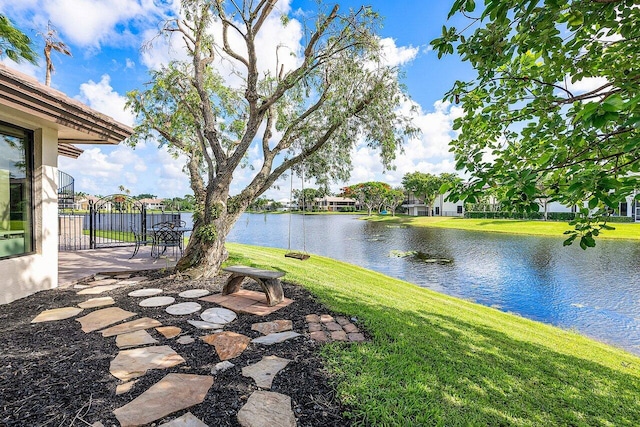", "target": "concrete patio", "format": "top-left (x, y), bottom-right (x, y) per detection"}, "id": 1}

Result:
top-left (59, 246), bottom-right (178, 287)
